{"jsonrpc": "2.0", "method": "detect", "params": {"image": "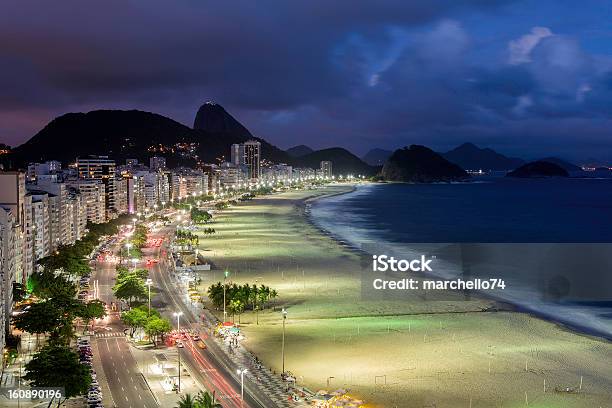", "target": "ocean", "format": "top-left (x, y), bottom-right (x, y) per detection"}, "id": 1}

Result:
top-left (309, 178), bottom-right (612, 339)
